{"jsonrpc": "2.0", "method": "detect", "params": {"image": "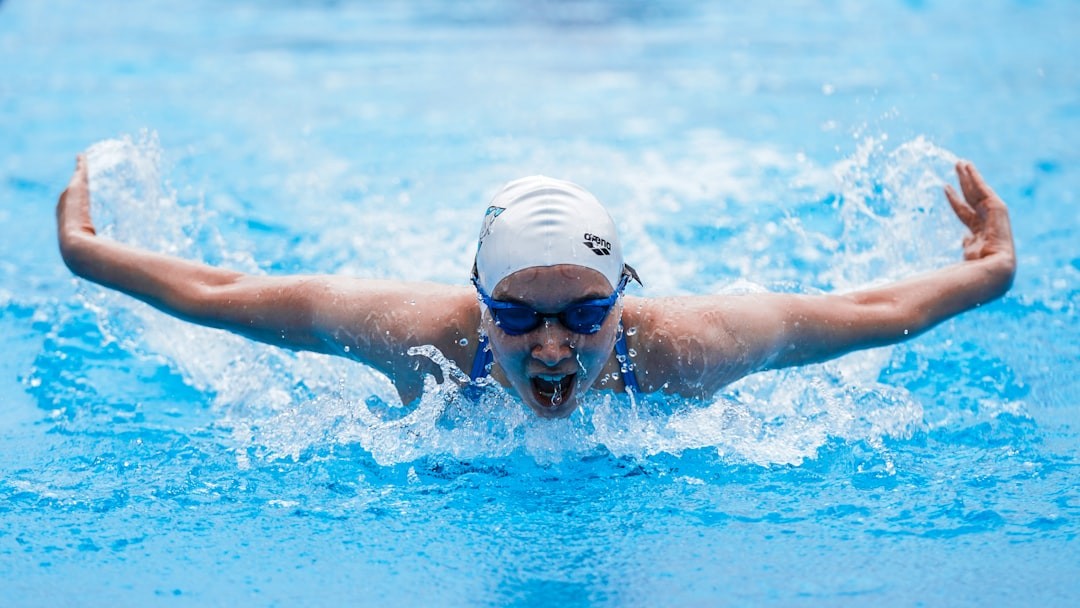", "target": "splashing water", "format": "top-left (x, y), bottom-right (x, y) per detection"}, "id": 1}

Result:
top-left (76, 132), bottom-right (967, 468)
